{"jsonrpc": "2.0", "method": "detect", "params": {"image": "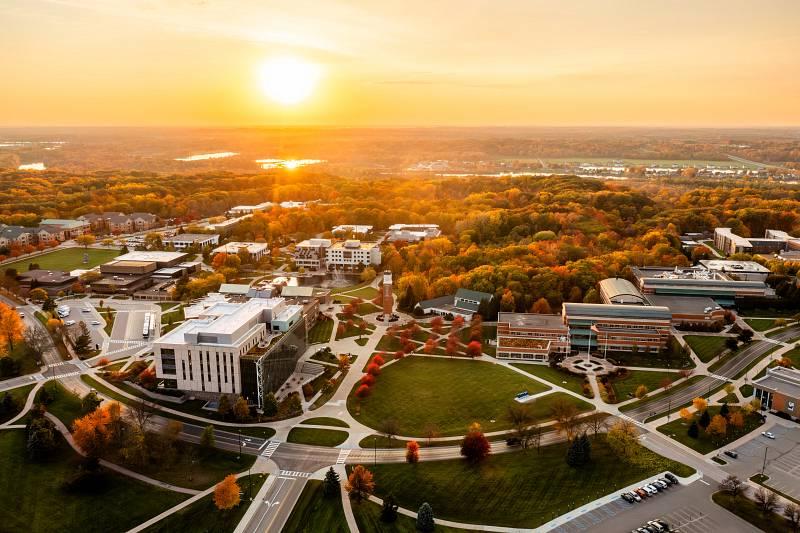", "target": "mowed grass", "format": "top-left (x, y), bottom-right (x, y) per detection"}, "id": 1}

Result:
top-left (509, 363), bottom-right (588, 396)
top-left (606, 370), bottom-right (680, 404)
top-left (364, 437), bottom-right (694, 529)
top-left (657, 405), bottom-right (764, 454)
top-left (282, 480), bottom-right (349, 533)
top-left (308, 319), bottom-right (335, 344)
top-left (781, 347), bottom-right (800, 368)
top-left (0, 430), bottom-right (187, 533)
top-left (0, 383), bottom-right (35, 423)
top-left (287, 427), bottom-right (349, 447)
top-left (143, 474), bottom-right (268, 533)
top-left (348, 357), bottom-right (595, 437)
top-left (2, 247), bottom-right (120, 272)
top-left (300, 417), bottom-right (349, 428)
top-left (352, 500), bottom-right (467, 532)
top-left (744, 318), bottom-right (776, 332)
top-left (685, 335), bottom-right (728, 362)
